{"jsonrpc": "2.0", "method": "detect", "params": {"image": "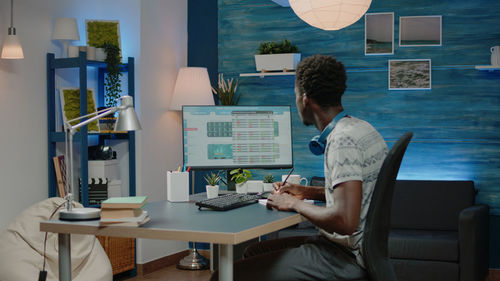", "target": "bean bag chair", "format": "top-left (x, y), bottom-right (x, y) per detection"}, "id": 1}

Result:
top-left (0, 197), bottom-right (112, 281)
